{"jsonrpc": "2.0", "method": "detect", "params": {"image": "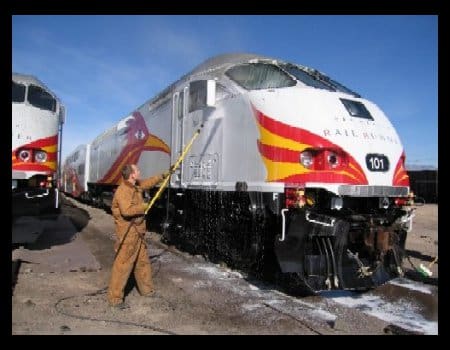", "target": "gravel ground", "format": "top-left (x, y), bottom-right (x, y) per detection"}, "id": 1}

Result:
top-left (11, 196), bottom-right (438, 335)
